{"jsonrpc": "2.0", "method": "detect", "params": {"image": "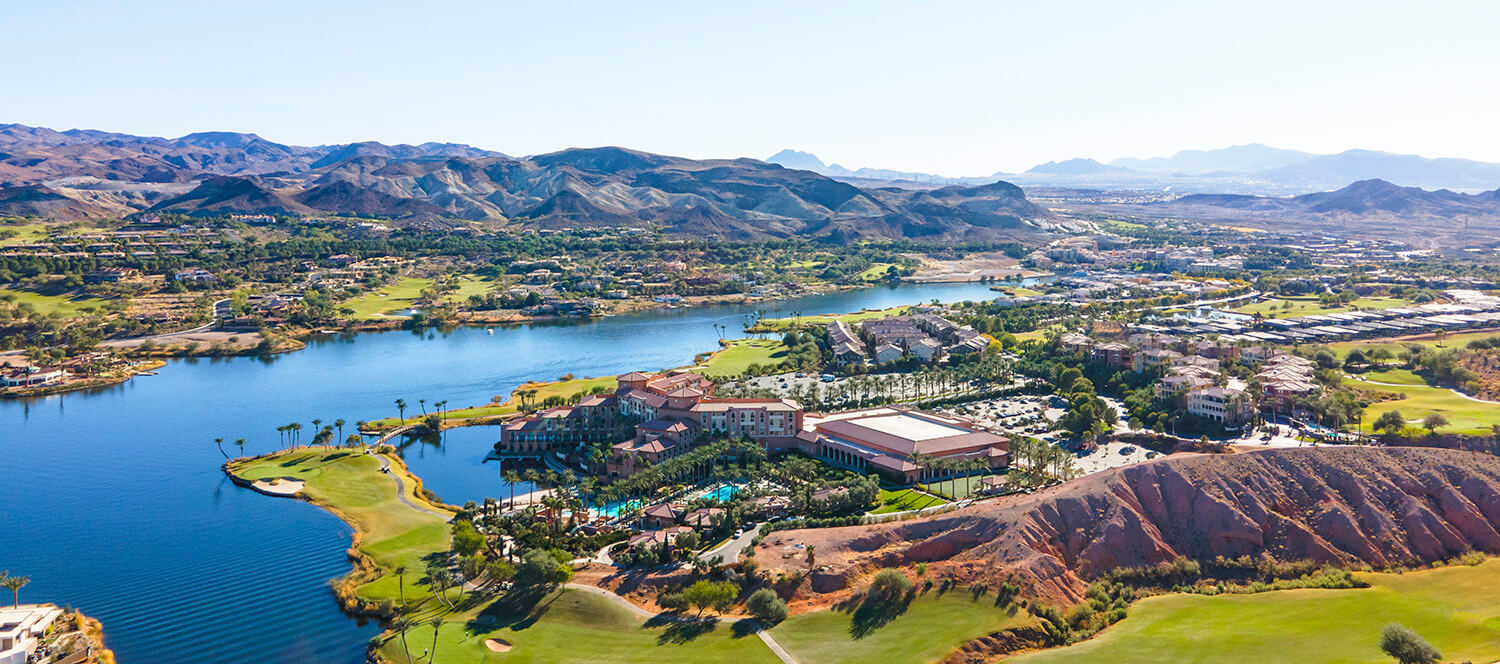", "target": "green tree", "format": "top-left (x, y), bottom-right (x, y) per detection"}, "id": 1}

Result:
top-left (1422, 413), bottom-right (1448, 434)
top-left (746, 588), bottom-right (789, 623)
top-left (1373, 410), bottom-right (1406, 436)
top-left (1379, 623), bottom-right (1441, 664)
top-left (451, 521), bottom-right (485, 556)
top-left (683, 579), bottom-right (738, 616)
